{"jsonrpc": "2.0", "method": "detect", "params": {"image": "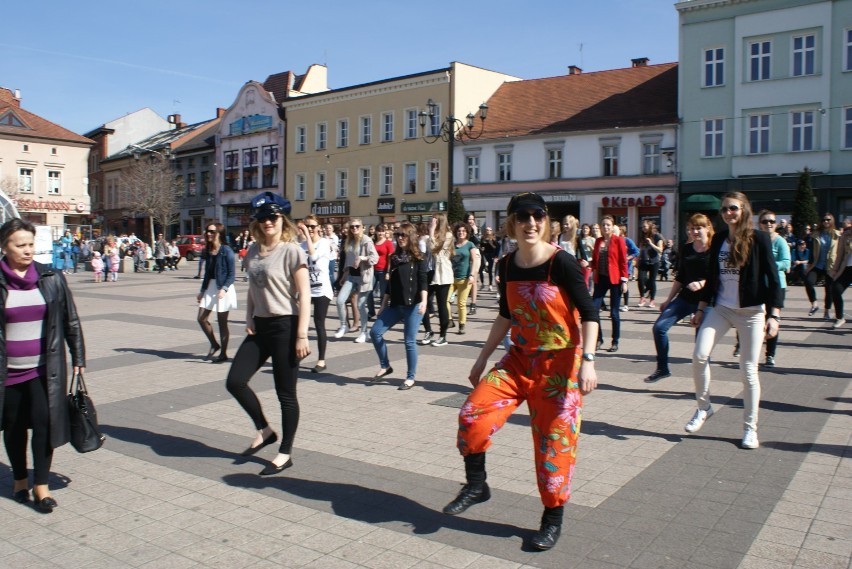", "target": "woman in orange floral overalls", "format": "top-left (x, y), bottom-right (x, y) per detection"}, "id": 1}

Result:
top-left (442, 192), bottom-right (599, 551)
